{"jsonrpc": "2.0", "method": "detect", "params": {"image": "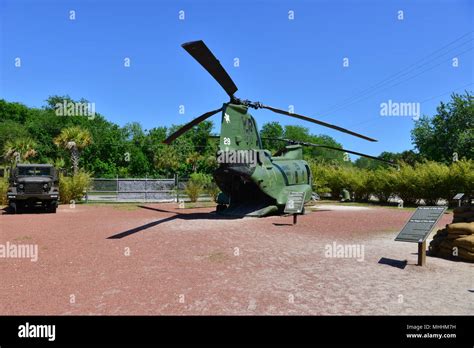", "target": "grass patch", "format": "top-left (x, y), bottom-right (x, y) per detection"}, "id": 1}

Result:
top-left (311, 200), bottom-right (454, 213)
top-left (178, 201), bottom-right (216, 209)
top-left (13, 236), bottom-right (33, 242)
top-left (207, 251), bottom-right (228, 263)
top-left (111, 204), bottom-right (140, 211)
